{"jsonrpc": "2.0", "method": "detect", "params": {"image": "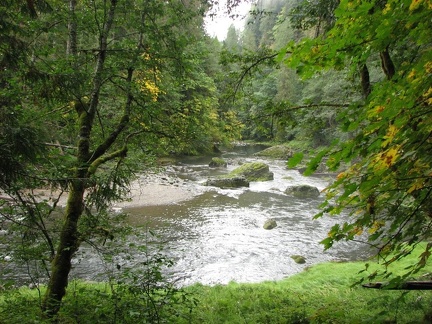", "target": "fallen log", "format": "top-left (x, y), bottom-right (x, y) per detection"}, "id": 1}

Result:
top-left (362, 281), bottom-right (432, 290)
